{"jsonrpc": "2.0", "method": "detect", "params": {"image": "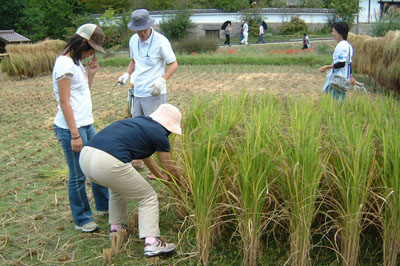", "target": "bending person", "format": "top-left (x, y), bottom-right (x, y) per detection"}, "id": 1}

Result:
top-left (79, 104), bottom-right (182, 257)
top-left (52, 24), bottom-right (109, 233)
